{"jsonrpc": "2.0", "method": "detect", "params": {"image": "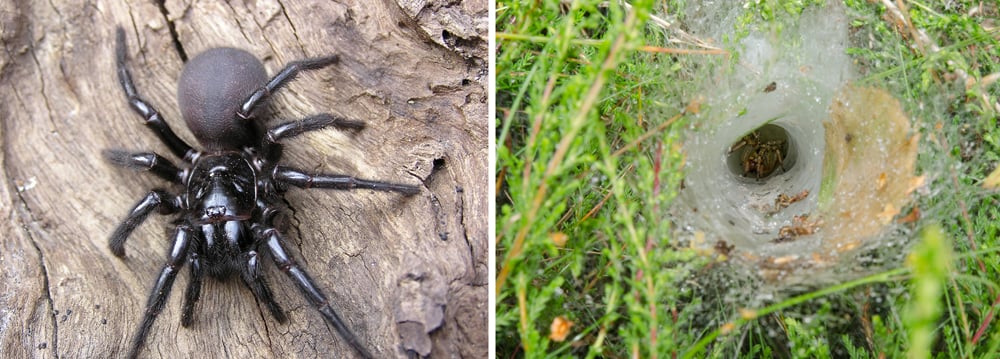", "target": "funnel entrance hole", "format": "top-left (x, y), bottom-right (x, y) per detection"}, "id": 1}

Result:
top-left (725, 124), bottom-right (796, 182)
